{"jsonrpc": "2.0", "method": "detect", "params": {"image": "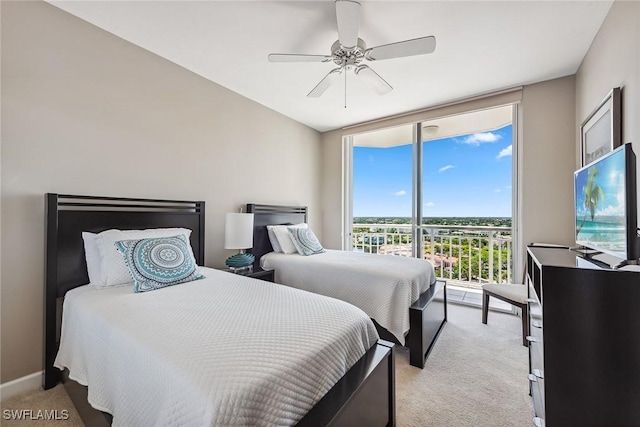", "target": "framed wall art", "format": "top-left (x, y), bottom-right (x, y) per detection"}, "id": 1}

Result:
top-left (580, 87), bottom-right (622, 166)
